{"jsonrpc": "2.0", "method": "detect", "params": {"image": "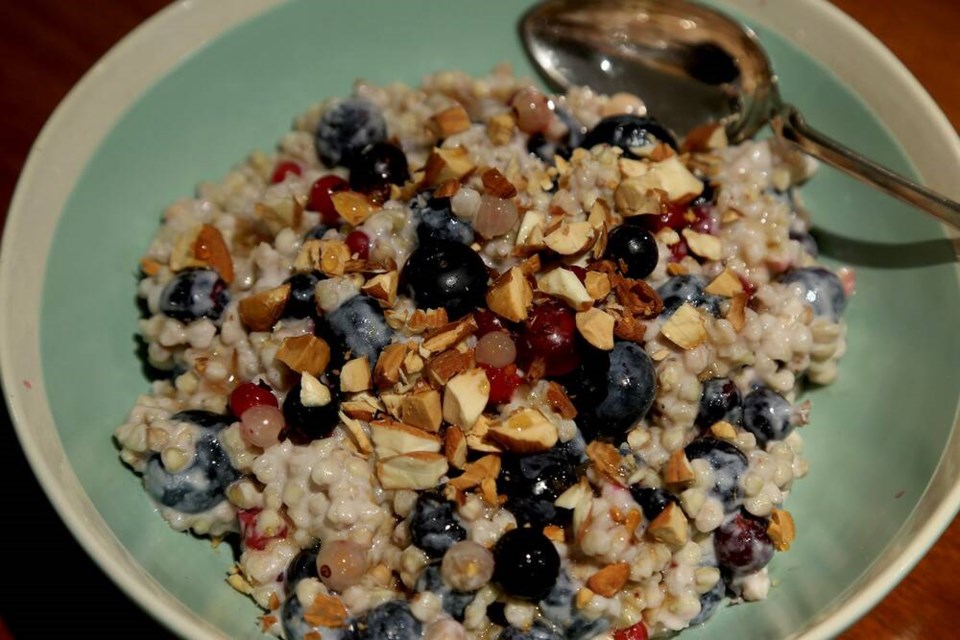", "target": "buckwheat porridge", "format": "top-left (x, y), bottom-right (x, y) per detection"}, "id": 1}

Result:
top-left (115, 65), bottom-right (851, 640)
